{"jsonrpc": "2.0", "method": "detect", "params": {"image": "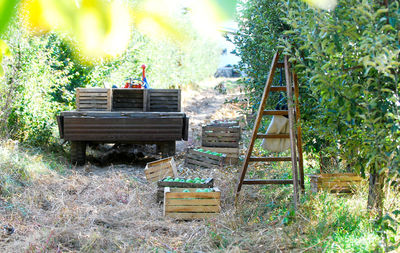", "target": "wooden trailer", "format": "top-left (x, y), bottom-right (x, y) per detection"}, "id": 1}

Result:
top-left (57, 88), bottom-right (188, 164)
